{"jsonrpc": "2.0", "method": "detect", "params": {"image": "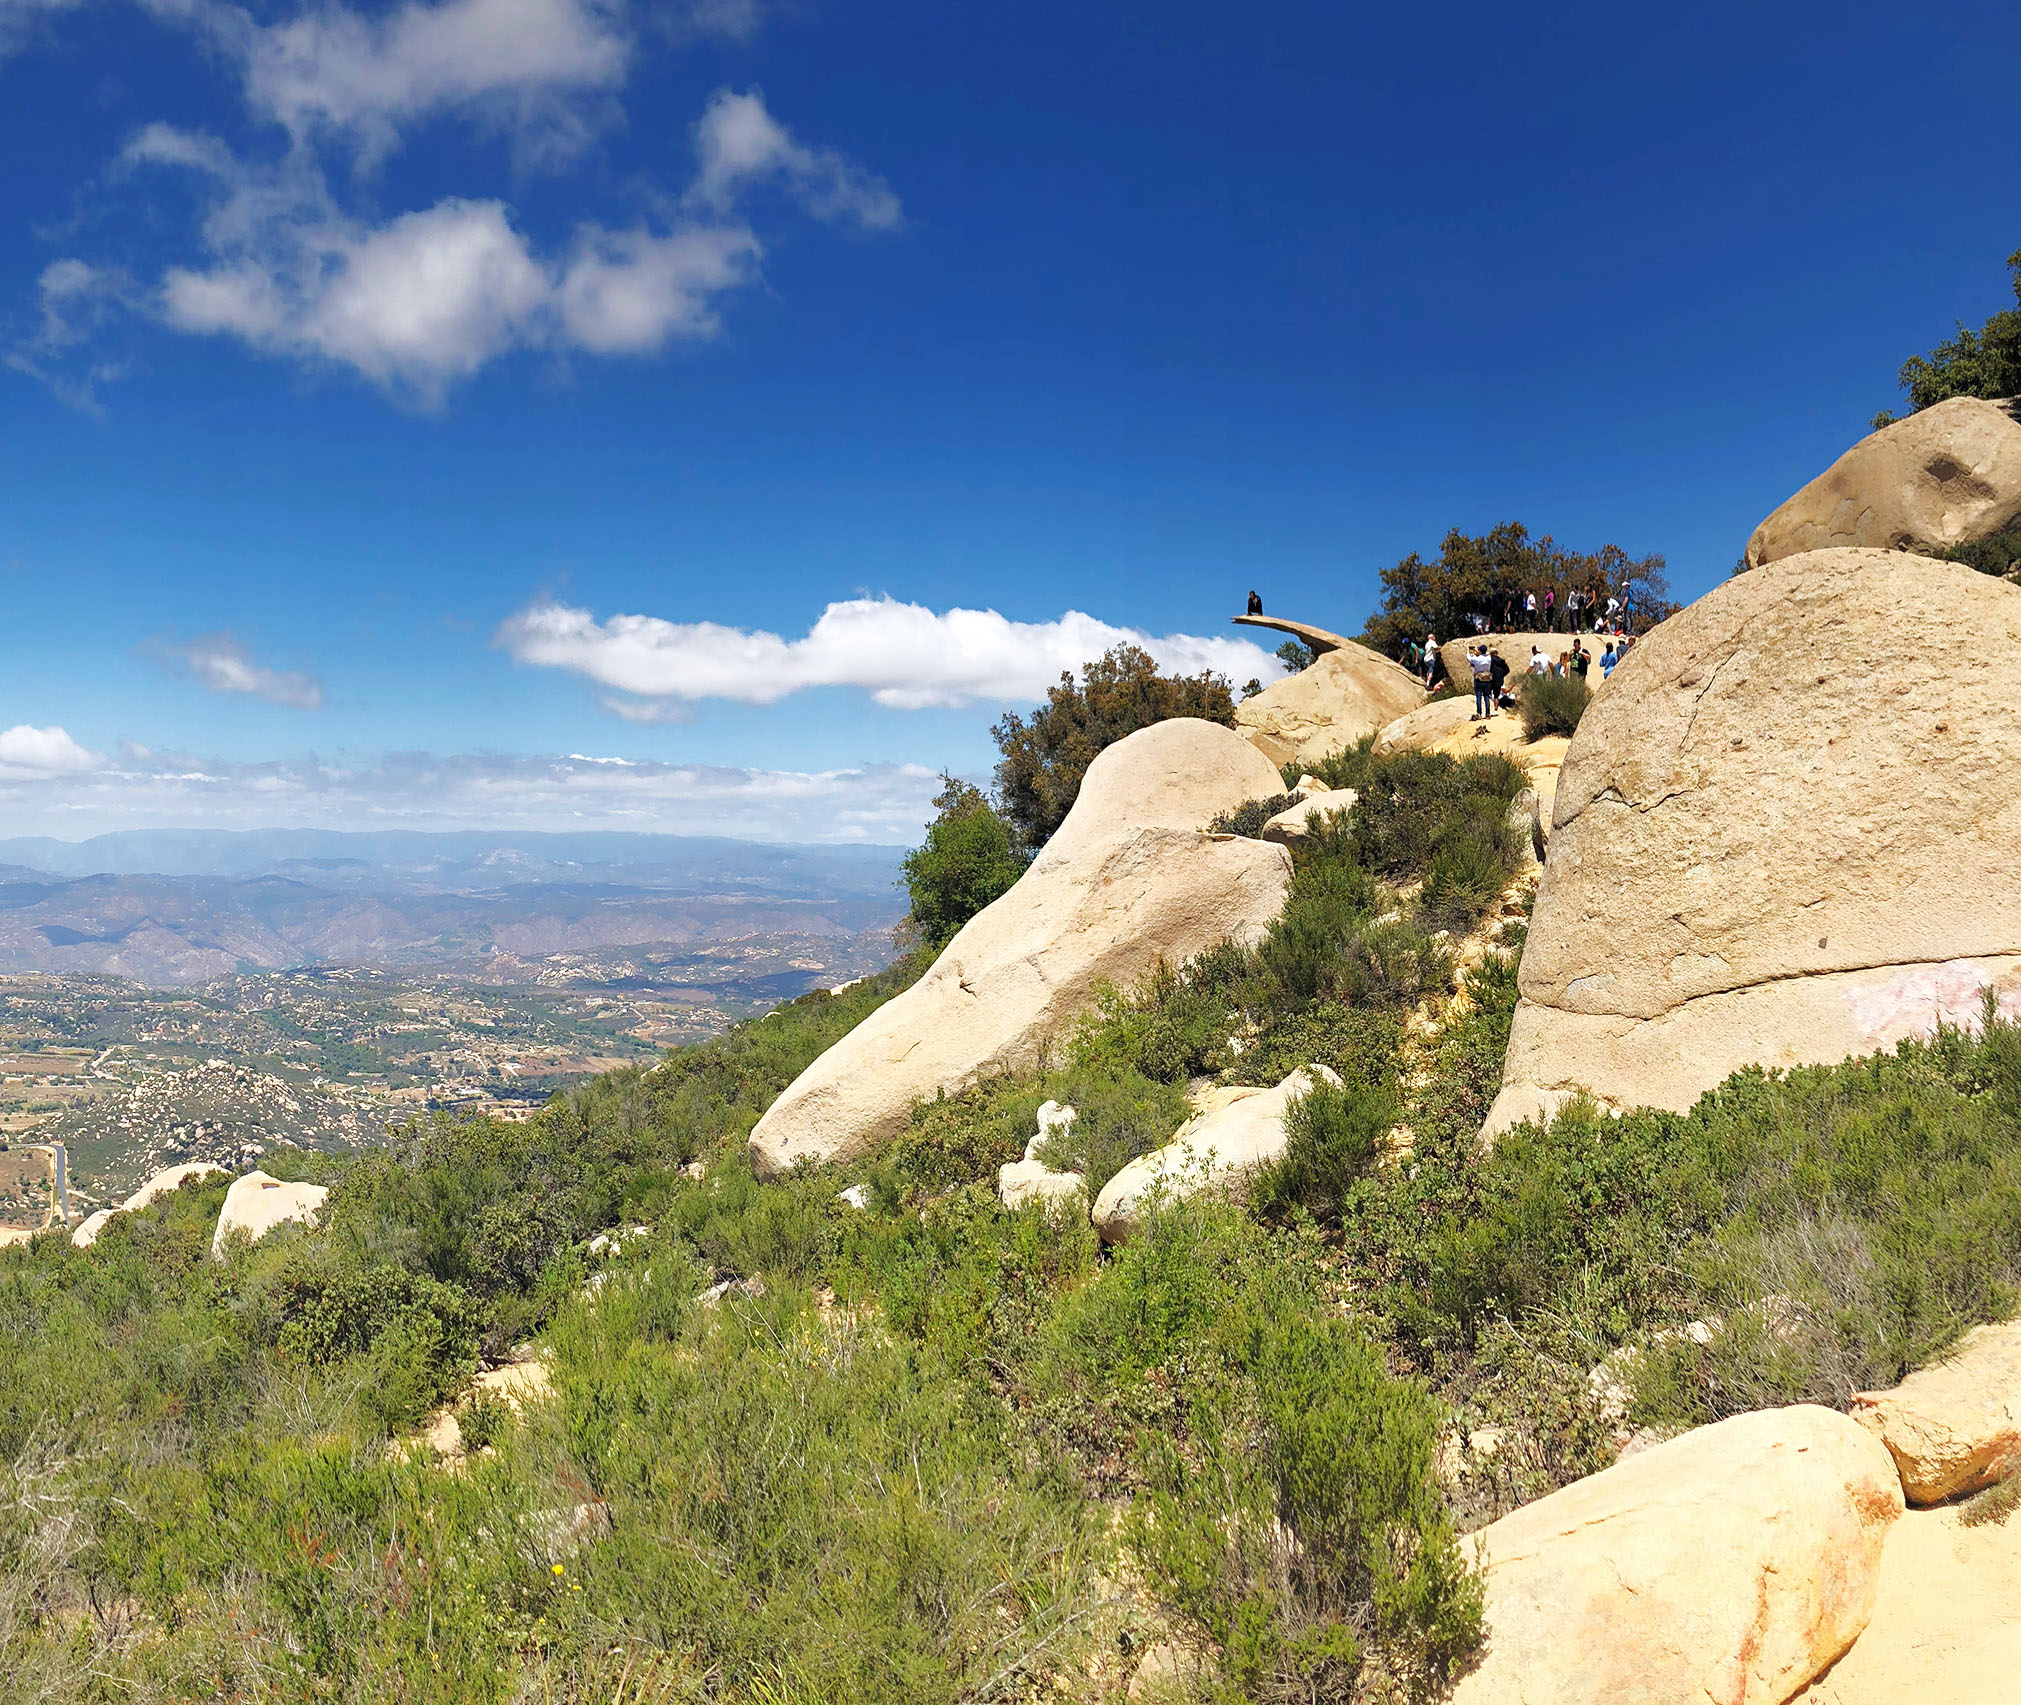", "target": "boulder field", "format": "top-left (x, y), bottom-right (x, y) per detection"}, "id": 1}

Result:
top-left (1453, 1405), bottom-right (1903, 1705)
top-left (1486, 546), bottom-right (2021, 1136)
top-left (749, 719), bottom-right (1292, 1175)
top-left (1745, 396), bottom-right (2021, 570)
top-left (1233, 642), bottom-right (1426, 767)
